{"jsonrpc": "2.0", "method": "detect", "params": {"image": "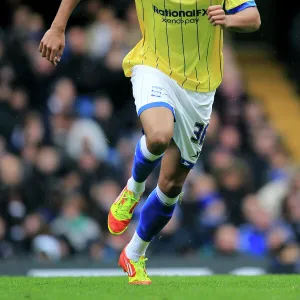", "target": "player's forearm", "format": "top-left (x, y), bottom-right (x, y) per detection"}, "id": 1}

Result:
top-left (225, 7), bottom-right (261, 33)
top-left (51, 0), bottom-right (81, 32)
